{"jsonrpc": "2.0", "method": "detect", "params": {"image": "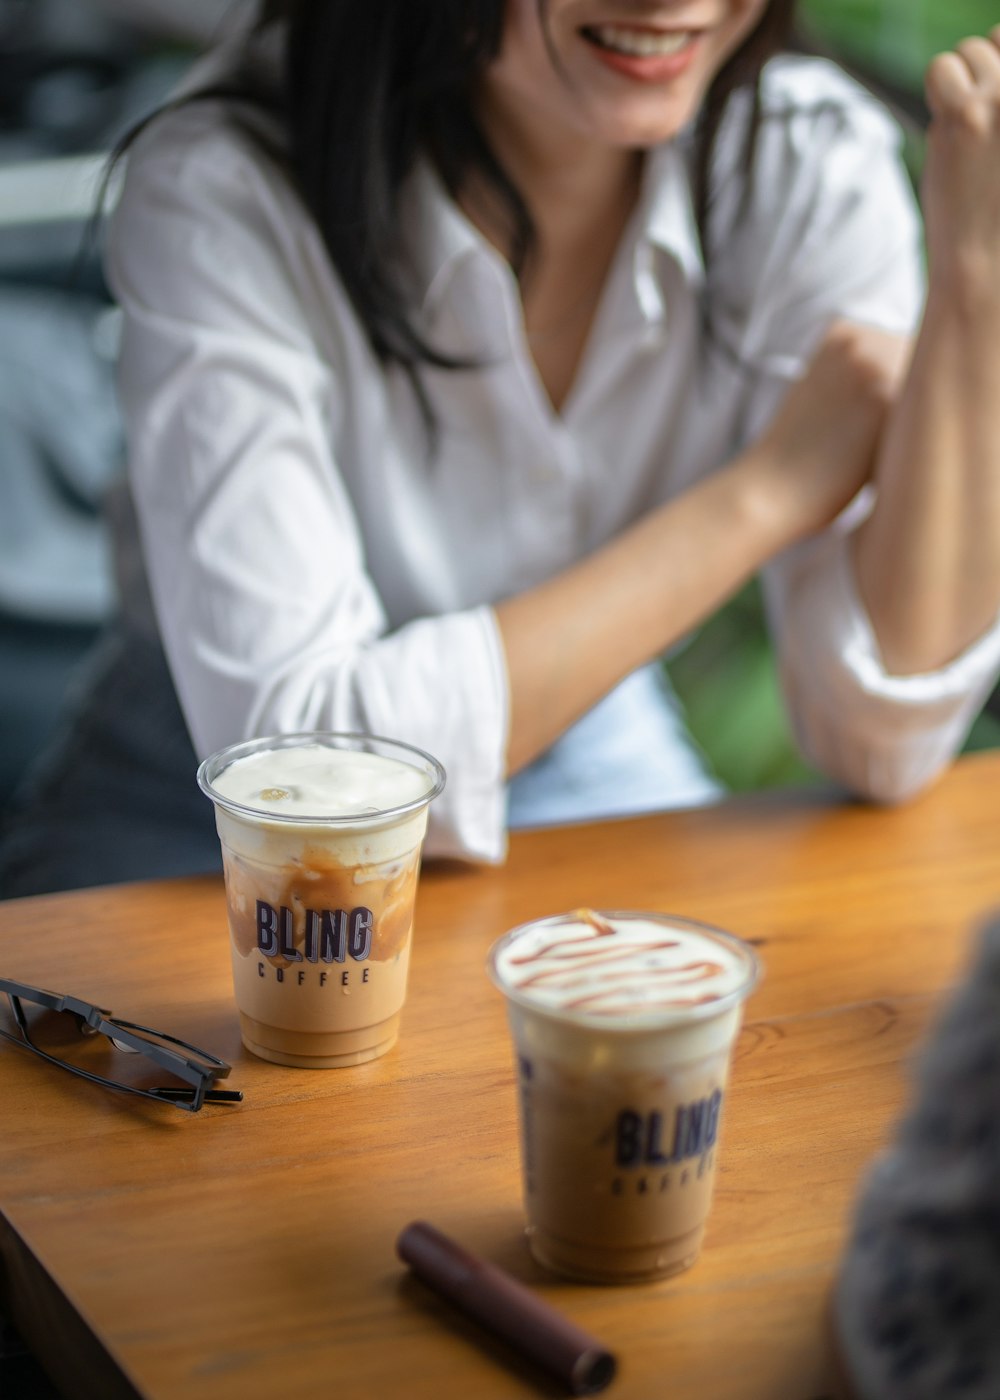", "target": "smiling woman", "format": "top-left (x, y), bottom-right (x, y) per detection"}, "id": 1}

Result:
top-left (0, 0), bottom-right (999, 897)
